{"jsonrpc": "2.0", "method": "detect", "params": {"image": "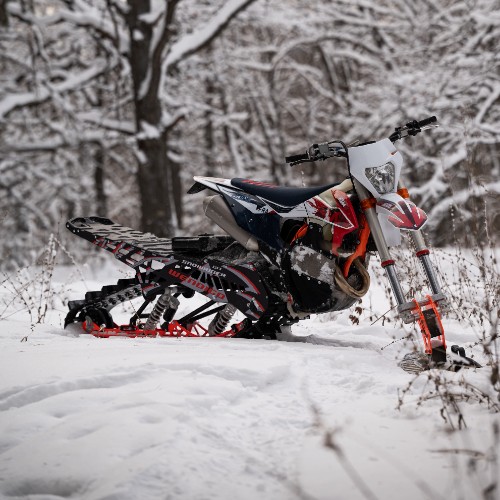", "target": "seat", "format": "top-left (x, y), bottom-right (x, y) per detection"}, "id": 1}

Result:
top-left (231, 178), bottom-right (339, 207)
